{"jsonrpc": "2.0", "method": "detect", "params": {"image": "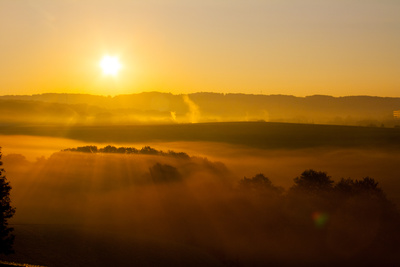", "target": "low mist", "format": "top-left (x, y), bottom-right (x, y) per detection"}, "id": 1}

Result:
top-left (2, 92), bottom-right (400, 127)
top-left (2, 144), bottom-right (400, 266)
